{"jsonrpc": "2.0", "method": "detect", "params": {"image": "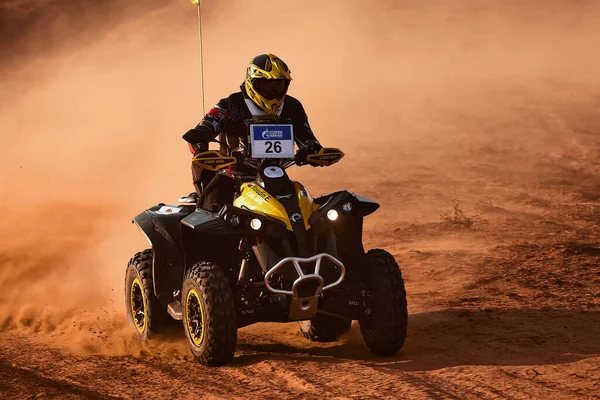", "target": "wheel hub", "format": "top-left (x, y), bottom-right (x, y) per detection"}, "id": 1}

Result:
top-left (130, 278), bottom-right (146, 333)
top-left (186, 289), bottom-right (205, 345)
